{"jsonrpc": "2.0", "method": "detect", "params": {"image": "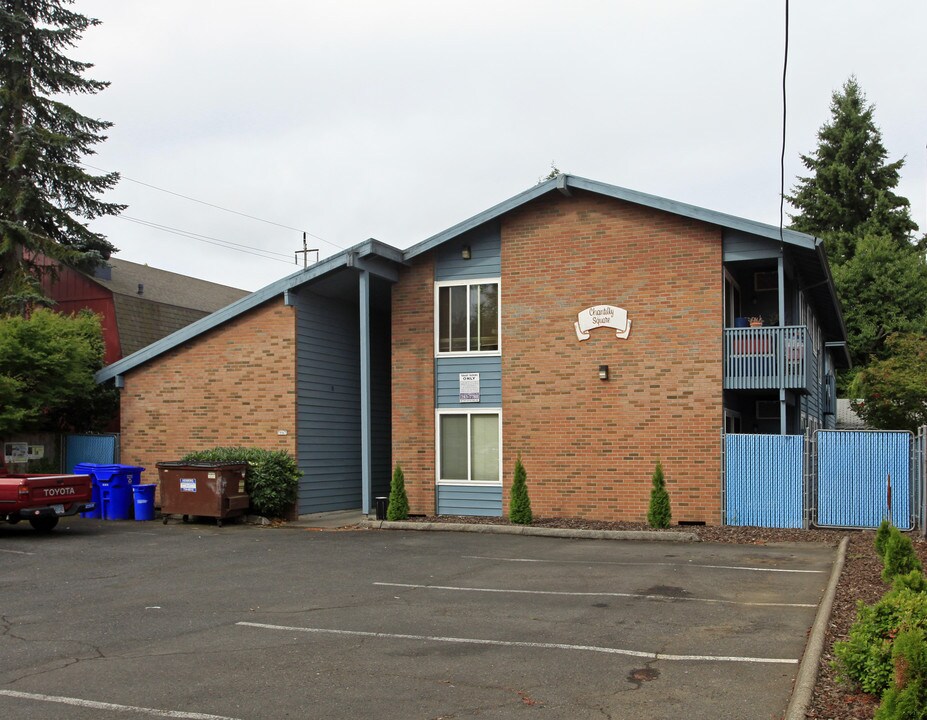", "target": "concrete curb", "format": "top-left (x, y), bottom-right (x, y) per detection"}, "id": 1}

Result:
top-left (784, 534), bottom-right (849, 720)
top-left (363, 519), bottom-right (701, 542)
